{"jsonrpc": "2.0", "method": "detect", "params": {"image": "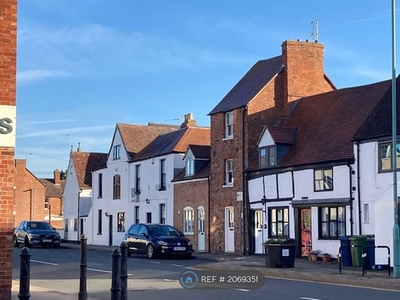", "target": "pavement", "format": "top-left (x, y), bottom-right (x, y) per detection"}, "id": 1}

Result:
top-left (12, 243), bottom-right (400, 299)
